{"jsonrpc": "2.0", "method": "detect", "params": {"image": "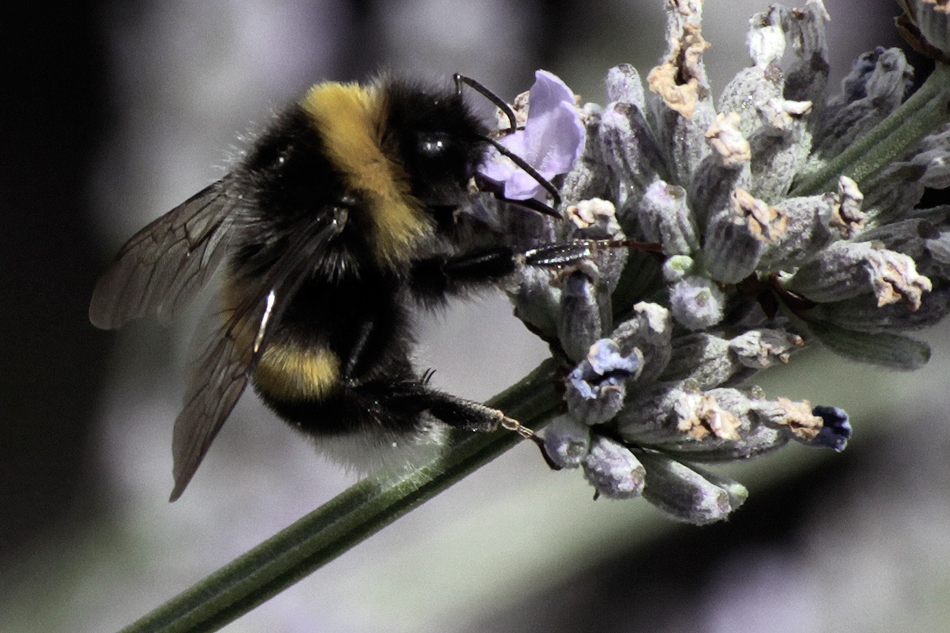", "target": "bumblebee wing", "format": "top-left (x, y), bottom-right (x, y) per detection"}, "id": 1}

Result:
top-left (169, 207), bottom-right (349, 501)
top-left (89, 176), bottom-right (240, 330)
top-left (168, 306), bottom-right (257, 502)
